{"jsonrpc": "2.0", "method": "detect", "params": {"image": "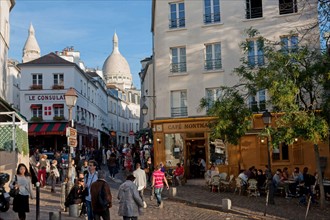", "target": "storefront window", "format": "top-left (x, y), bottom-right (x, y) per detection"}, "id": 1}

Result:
top-left (165, 133), bottom-right (184, 167)
top-left (209, 139), bottom-right (226, 165)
